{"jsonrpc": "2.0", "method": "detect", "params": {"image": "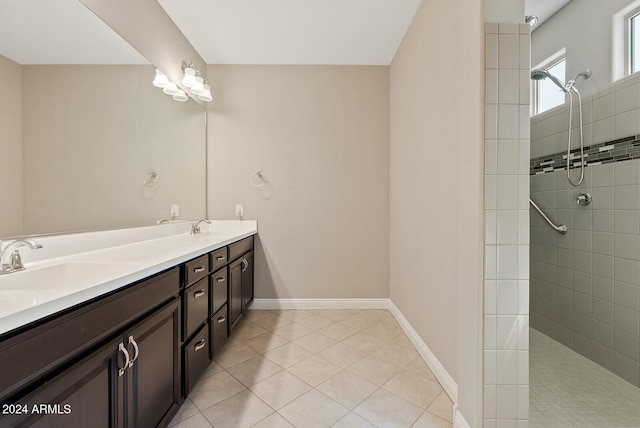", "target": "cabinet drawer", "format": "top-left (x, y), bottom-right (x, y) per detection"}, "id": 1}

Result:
top-left (211, 266), bottom-right (228, 315)
top-left (183, 278), bottom-right (209, 341)
top-left (185, 254), bottom-right (209, 285)
top-left (210, 305), bottom-right (228, 357)
top-left (229, 236), bottom-right (254, 261)
top-left (0, 267), bottom-right (179, 402)
top-left (183, 324), bottom-right (210, 396)
top-left (210, 247), bottom-right (228, 271)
